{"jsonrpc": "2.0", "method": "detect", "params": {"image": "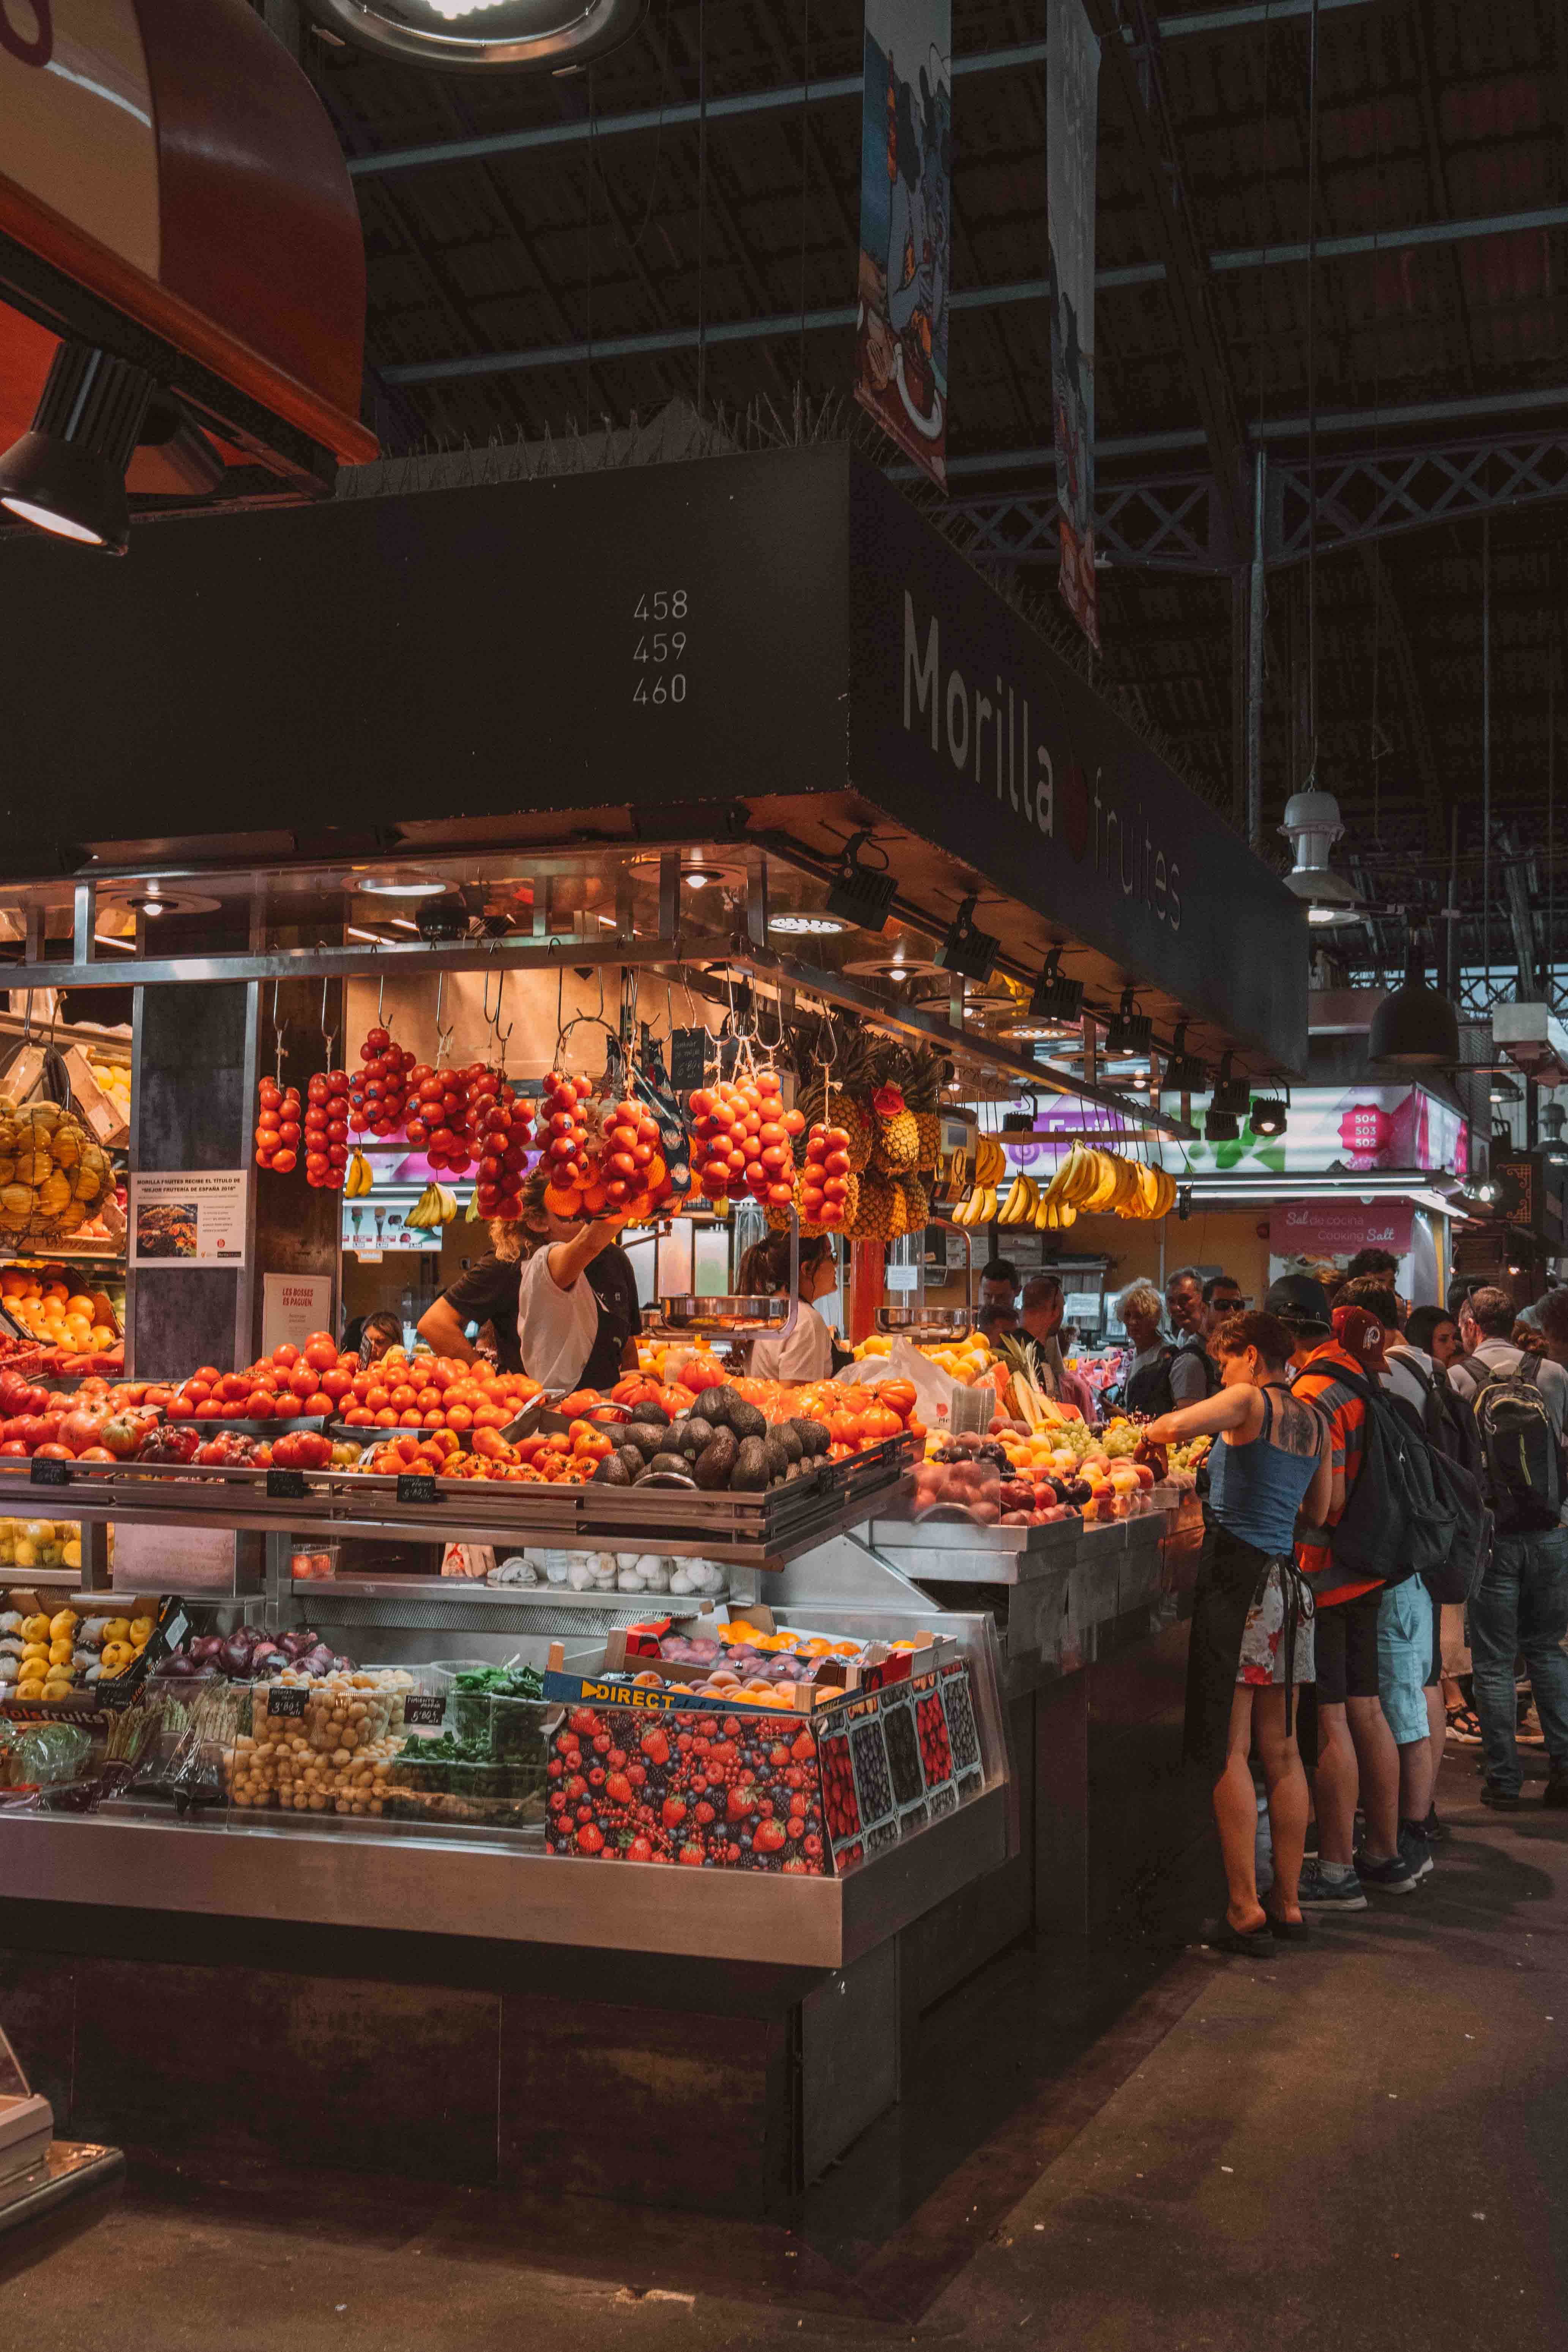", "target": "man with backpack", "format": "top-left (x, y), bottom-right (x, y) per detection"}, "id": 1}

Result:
top-left (1341, 1274), bottom-right (1483, 1844)
top-left (1447, 1286), bottom-right (1568, 1810)
top-left (1165, 1267), bottom-right (1235, 1404)
top-left (1273, 1276), bottom-right (1417, 1907)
